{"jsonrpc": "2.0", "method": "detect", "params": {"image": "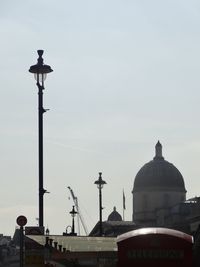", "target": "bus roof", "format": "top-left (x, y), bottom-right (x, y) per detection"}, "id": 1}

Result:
top-left (117, 227), bottom-right (193, 244)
